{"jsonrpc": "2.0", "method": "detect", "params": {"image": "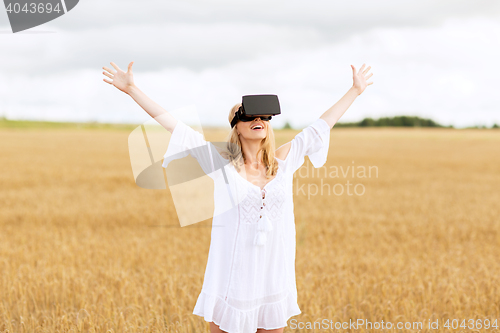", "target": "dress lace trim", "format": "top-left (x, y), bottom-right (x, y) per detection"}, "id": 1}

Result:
top-left (193, 290), bottom-right (301, 333)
